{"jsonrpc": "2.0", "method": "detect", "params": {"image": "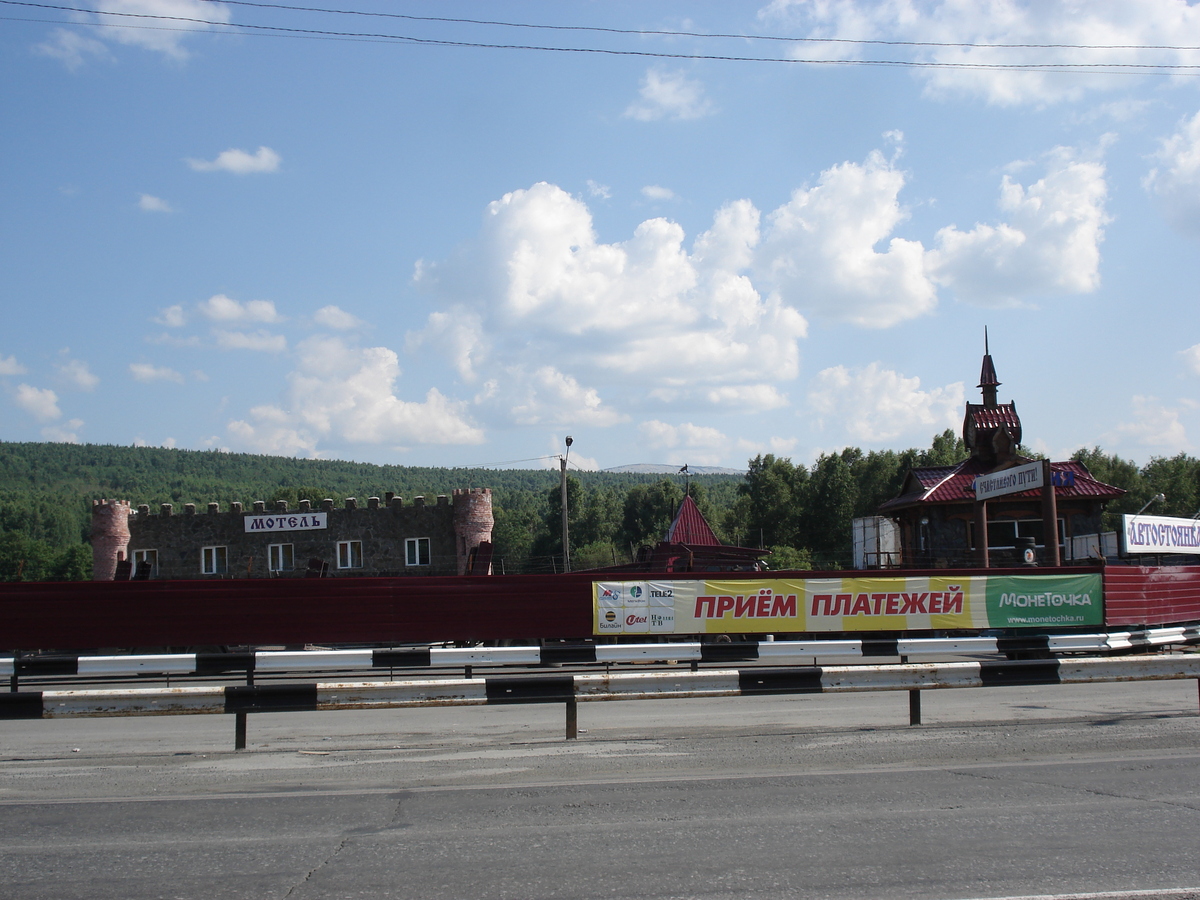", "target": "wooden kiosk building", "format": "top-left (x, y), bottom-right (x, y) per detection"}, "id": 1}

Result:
top-left (877, 345), bottom-right (1125, 568)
